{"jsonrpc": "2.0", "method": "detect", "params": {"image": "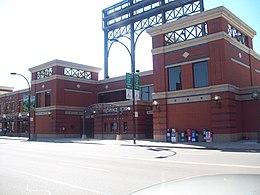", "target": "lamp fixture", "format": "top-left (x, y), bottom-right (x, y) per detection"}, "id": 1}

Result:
top-left (213, 95), bottom-right (221, 108)
top-left (252, 90), bottom-right (259, 100)
top-left (152, 100), bottom-right (159, 106)
top-left (213, 95), bottom-right (221, 102)
top-left (48, 111), bottom-right (52, 117)
top-left (152, 100), bottom-right (160, 112)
